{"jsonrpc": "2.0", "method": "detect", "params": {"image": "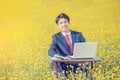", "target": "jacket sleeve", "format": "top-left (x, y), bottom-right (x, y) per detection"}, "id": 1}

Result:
top-left (48, 35), bottom-right (57, 57)
top-left (79, 32), bottom-right (86, 42)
